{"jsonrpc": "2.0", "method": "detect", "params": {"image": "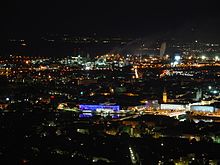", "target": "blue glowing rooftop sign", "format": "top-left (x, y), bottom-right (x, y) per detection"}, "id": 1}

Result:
top-left (79, 104), bottom-right (120, 112)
